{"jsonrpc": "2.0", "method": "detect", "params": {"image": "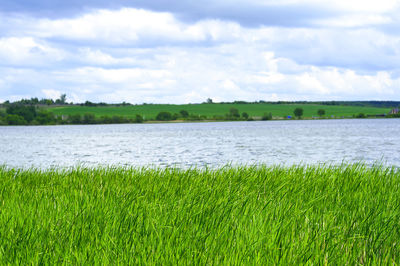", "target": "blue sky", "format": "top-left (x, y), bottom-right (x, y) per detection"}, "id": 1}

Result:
top-left (0, 0), bottom-right (399, 103)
